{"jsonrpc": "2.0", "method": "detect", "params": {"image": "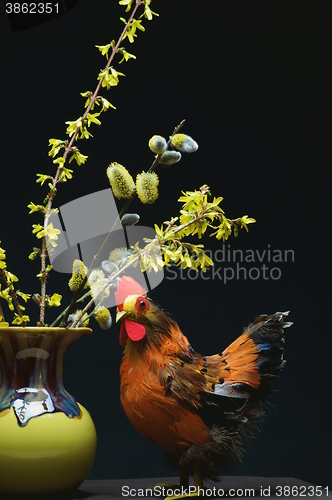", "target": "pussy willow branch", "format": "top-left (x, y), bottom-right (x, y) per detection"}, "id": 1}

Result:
top-left (39, 1), bottom-right (144, 325)
top-left (83, 119), bottom-right (185, 272)
top-left (70, 206), bottom-right (228, 328)
top-left (59, 119), bottom-right (186, 327)
top-left (64, 187), bottom-right (239, 327)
